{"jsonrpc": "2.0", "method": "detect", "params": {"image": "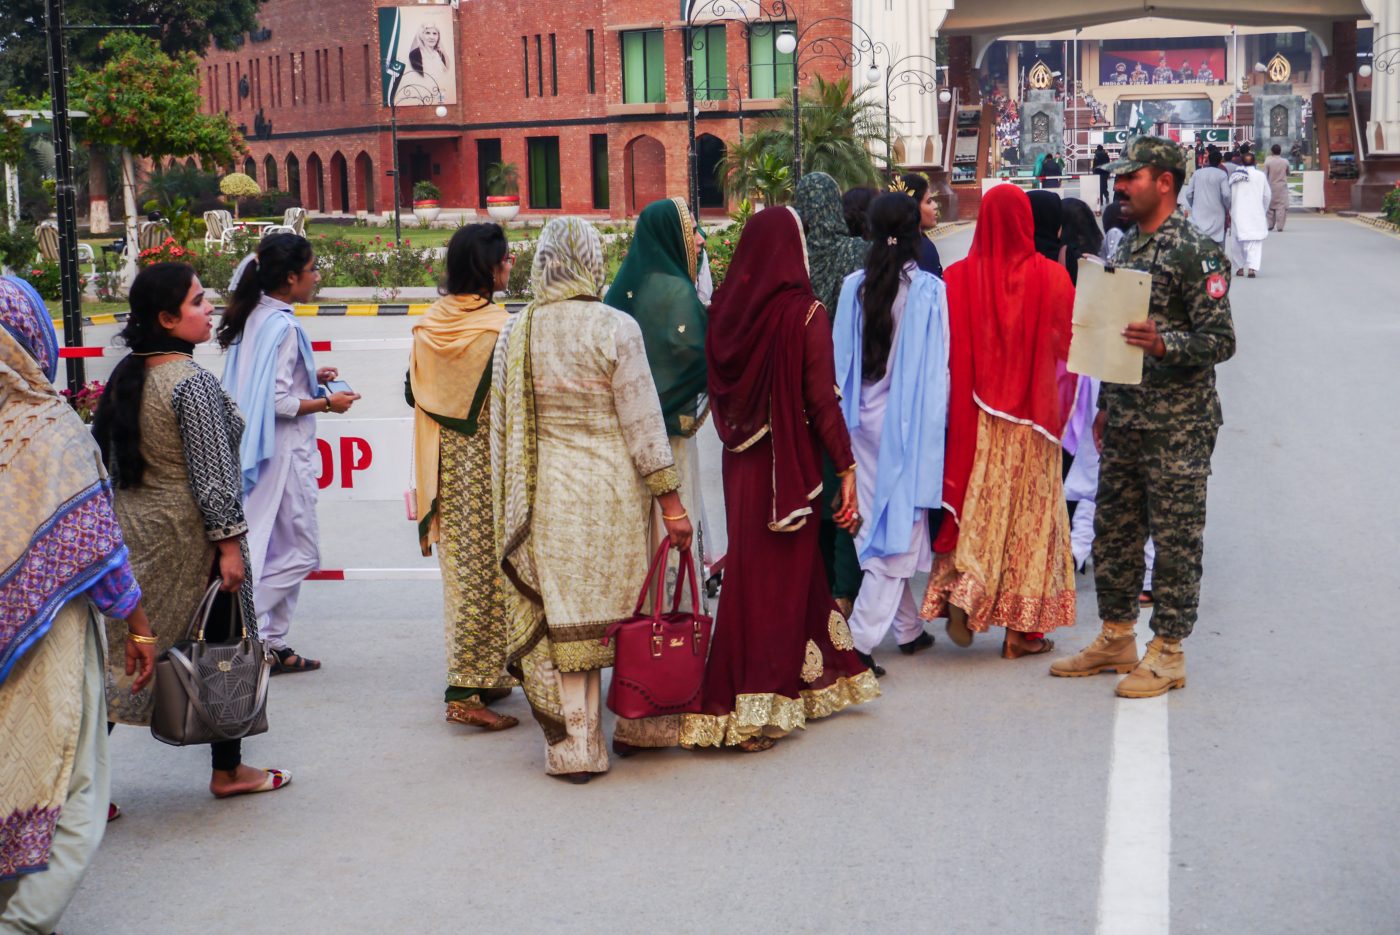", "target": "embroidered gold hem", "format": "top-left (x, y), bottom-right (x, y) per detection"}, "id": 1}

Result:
top-left (678, 670), bottom-right (880, 748)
